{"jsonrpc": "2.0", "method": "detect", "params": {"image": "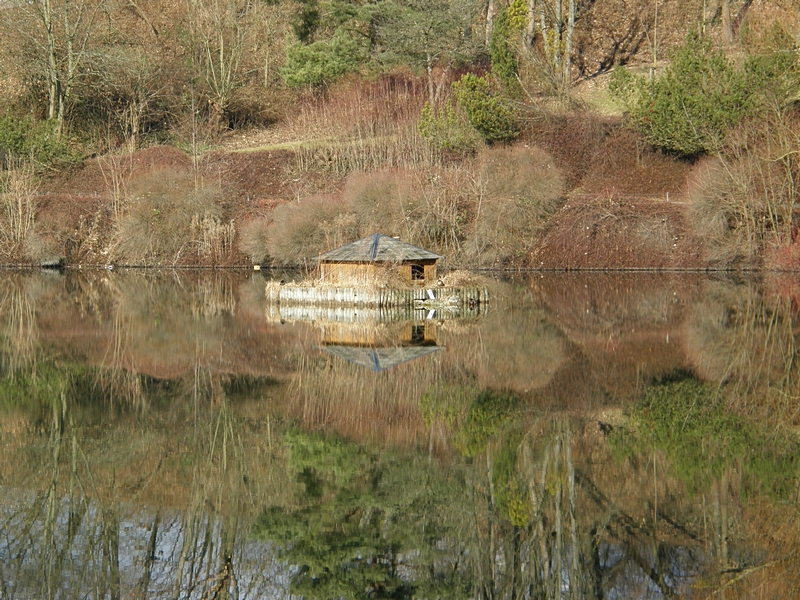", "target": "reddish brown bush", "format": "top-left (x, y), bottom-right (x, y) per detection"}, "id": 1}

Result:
top-left (466, 145), bottom-right (565, 266)
top-left (265, 195), bottom-right (358, 266)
